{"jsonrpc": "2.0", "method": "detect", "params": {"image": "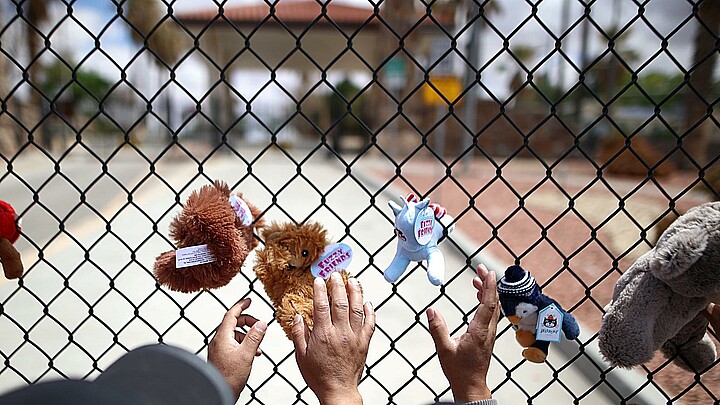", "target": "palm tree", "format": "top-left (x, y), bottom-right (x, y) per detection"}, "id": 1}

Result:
top-left (125, 0), bottom-right (184, 142)
top-left (684, 0), bottom-right (720, 167)
top-left (126, 0), bottom-right (182, 66)
top-left (592, 25), bottom-right (640, 102)
top-left (507, 45), bottom-right (537, 107)
top-left (40, 58), bottom-right (112, 124)
top-left (0, 3), bottom-right (17, 155)
top-left (457, 0), bottom-right (501, 160)
top-left (24, 0), bottom-right (49, 148)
